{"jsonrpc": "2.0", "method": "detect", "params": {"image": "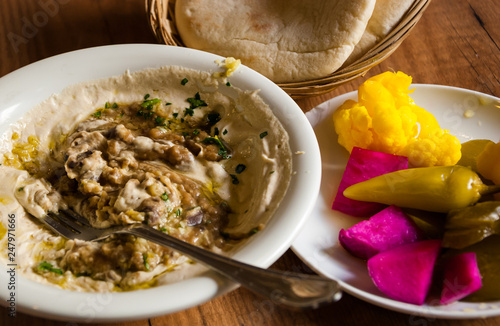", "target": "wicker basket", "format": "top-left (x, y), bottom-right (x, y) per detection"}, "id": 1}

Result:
top-left (146, 0), bottom-right (431, 99)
